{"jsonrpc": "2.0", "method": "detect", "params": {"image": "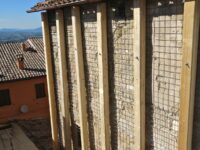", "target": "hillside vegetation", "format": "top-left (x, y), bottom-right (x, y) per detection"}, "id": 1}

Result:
top-left (0, 27), bottom-right (42, 43)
